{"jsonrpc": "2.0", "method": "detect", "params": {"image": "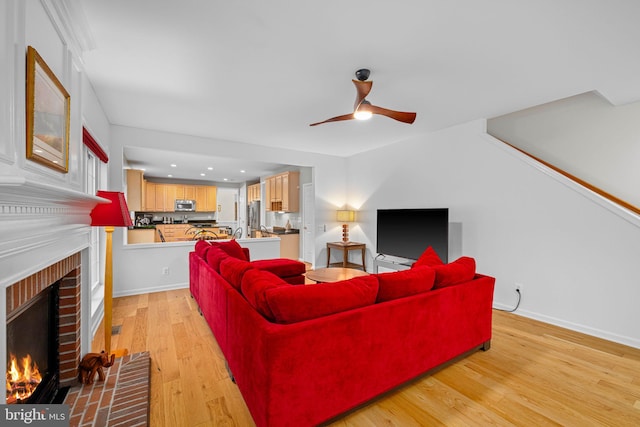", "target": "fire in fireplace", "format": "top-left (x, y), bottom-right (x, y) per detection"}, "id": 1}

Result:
top-left (6, 353), bottom-right (43, 403)
top-left (5, 281), bottom-right (62, 404)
